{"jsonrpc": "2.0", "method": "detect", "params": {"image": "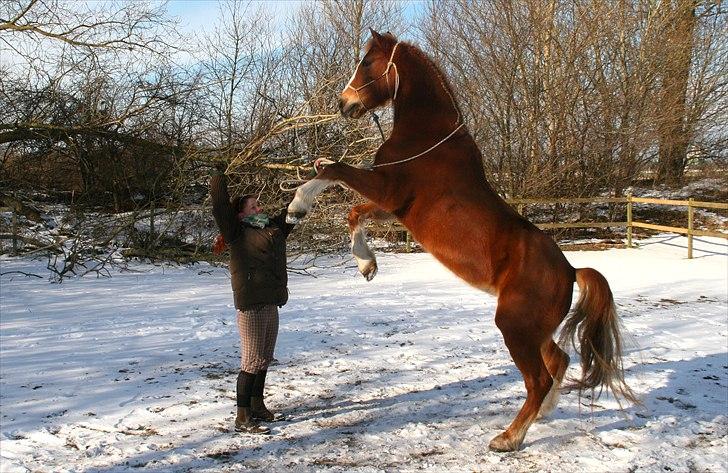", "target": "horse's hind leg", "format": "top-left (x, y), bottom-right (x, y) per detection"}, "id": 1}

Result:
top-left (490, 302), bottom-right (553, 452)
top-left (348, 202), bottom-right (394, 281)
top-left (537, 340), bottom-right (570, 419)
